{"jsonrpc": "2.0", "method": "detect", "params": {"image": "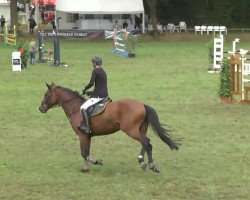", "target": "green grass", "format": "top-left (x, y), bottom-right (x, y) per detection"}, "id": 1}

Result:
top-left (0, 34), bottom-right (250, 200)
